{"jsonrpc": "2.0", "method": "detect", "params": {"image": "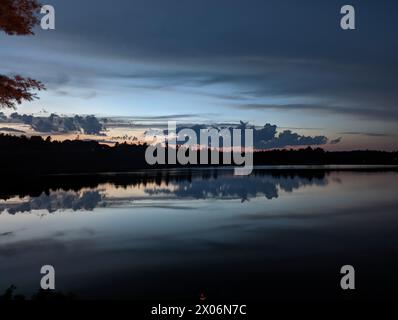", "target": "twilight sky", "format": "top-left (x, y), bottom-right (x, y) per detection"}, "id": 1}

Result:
top-left (1, 0), bottom-right (397, 150)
